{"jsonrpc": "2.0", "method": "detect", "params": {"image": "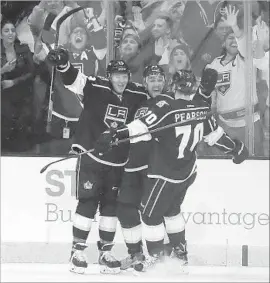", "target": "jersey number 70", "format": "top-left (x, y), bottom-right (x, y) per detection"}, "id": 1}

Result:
top-left (175, 123), bottom-right (204, 158)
